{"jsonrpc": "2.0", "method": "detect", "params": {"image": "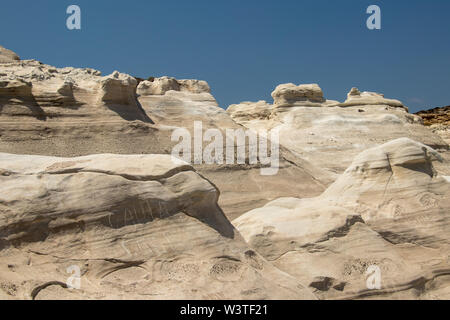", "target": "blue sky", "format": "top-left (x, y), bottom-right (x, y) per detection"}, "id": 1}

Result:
top-left (1, 0), bottom-right (449, 112)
